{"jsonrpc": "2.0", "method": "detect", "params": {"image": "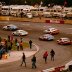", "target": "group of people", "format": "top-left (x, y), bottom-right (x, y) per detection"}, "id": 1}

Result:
top-left (0, 35), bottom-right (55, 69)
top-left (21, 53), bottom-right (37, 69)
top-left (20, 49), bottom-right (55, 69)
top-left (15, 38), bottom-right (24, 51)
top-left (0, 35), bottom-right (33, 60)
top-left (15, 38), bottom-right (32, 50)
top-left (43, 49), bottom-right (55, 63)
top-left (0, 35), bottom-right (13, 59)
